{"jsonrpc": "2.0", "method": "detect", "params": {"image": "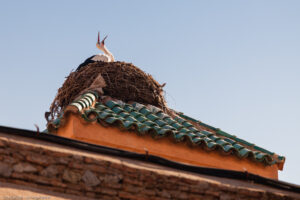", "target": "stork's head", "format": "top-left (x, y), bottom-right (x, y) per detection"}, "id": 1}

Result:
top-left (96, 32), bottom-right (108, 51)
